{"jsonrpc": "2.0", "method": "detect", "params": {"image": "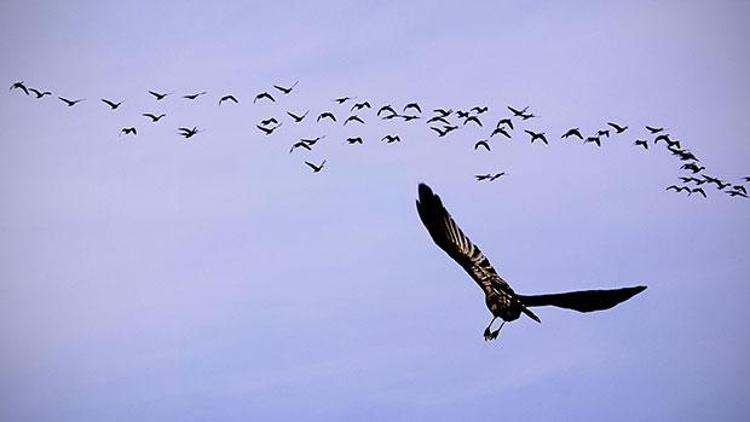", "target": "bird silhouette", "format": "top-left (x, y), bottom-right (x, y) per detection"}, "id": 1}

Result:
top-left (334, 96), bottom-right (355, 104)
top-left (178, 126), bottom-right (201, 139)
top-left (260, 118), bottom-right (279, 127)
top-left (496, 118), bottom-right (514, 130)
top-left (597, 129), bottom-right (610, 138)
top-left (10, 81), bottom-right (29, 95)
top-left (273, 81), bottom-right (299, 94)
top-left (463, 116), bottom-right (483, 127)
top-left (120, 127), bottom-right (137, 136)
top-left (491, 127), bottom-right (512, 139)
top-left (304, 160), bottom-right (326, 172)
top-left (654, 134), bottom-right (675, 146)
top-left (681, 163), bottom-right (705, 173)
top-left (507, 105), bottom-right (529, 117)
top-left (475, 173), bottom-right (505, 181)
top-left (256, 123), bottom-right (281, 135)
top-left (561, 128), bottom-right (583, 140)
top-left (219, 95), bottom-right (239, 105)
top-left (520, 112), bottom-right (537, 120)
top-left (456, 110), bottom-right (470, 119)
top-left (416, 183), bottom-right (646, 342)
top-left (607, 122), bottom-right (628, 133)
top-left (584, 136), bottom-right (602, 147)
top-left (727, 190), bottom-right (749, 198)
top-left (289, 141), bottom-right (312, 153)
top-left (149, 90), bottom-right (171, 100)
top-left (666, 185), bottom-right (691, 194)
top-left (646, 126), bottom-right (665, 134)
top-left (471, 106), bottom-right (488, 114)
top-left (691, 188), bottom-right (707, 198)
top-left (400, 114), bottom-right (420, 122)
top-left (254, 92), bottom-right (275, 103)
top-left (377, 105), bottom-right (398, 117)
top-left (474, 140), bottom-right (491, 151)
top-left (432, 108), bottom-right (452, 117)
top-left (733, 185), bottom-right (748, 195)
top-left (286, 111), bottom-right (308, 123)
top-left (381, 134), bottom-right (401, 144)
top-left (431, 125), bottom-right (459, 137)
top-left (29, 88), bottom-right (52, 98)
top-left (142, 113), bottom-right (166, 122)
top-left (524, 130), bottom-right (548, 144)
top-left (427, 116), bottom-right (451, 125)
top-left (634, 139), bottom-right (649, 149)
top-left (101, 98), bottom-right (124, 110)
top-left (403, 102), bottom-right (422, 114)
top-left (182, 91), bottom-right (206, 100)
top-left (344, 115), bottom-right (365, 126)
top-left (346, 137), bottom-right (364, 145)
top-left (317, 112), bottom-right (337, 122)
top-left (58, 97), bottom-right (84, 107)
top-left (351, 101), bottom-right (371, 112)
